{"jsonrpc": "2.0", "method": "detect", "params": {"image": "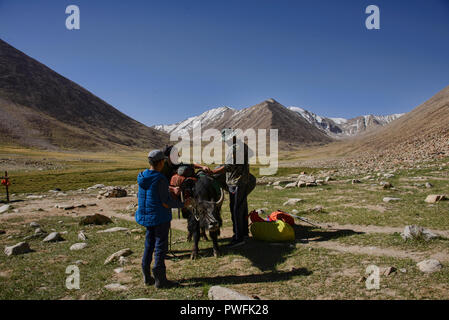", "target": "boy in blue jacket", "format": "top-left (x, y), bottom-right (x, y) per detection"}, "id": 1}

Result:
top-left (135, 150), bottom-right (187, 288)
